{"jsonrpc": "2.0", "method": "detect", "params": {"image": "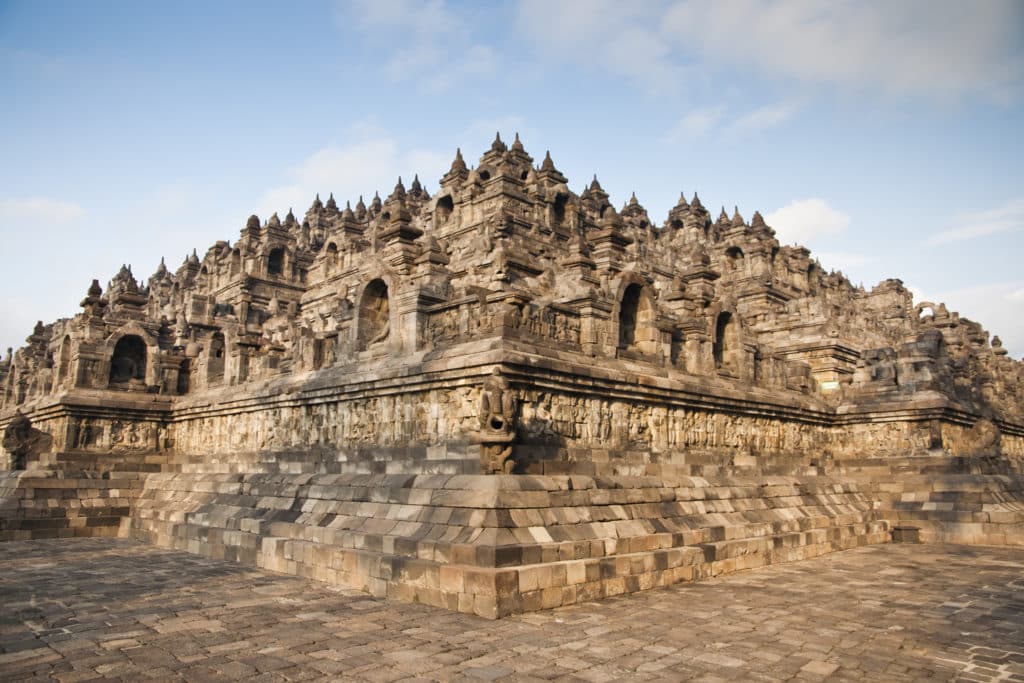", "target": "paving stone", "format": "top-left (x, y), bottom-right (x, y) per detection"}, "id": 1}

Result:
top-left (1, 539), bottom-right (1022, 681)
